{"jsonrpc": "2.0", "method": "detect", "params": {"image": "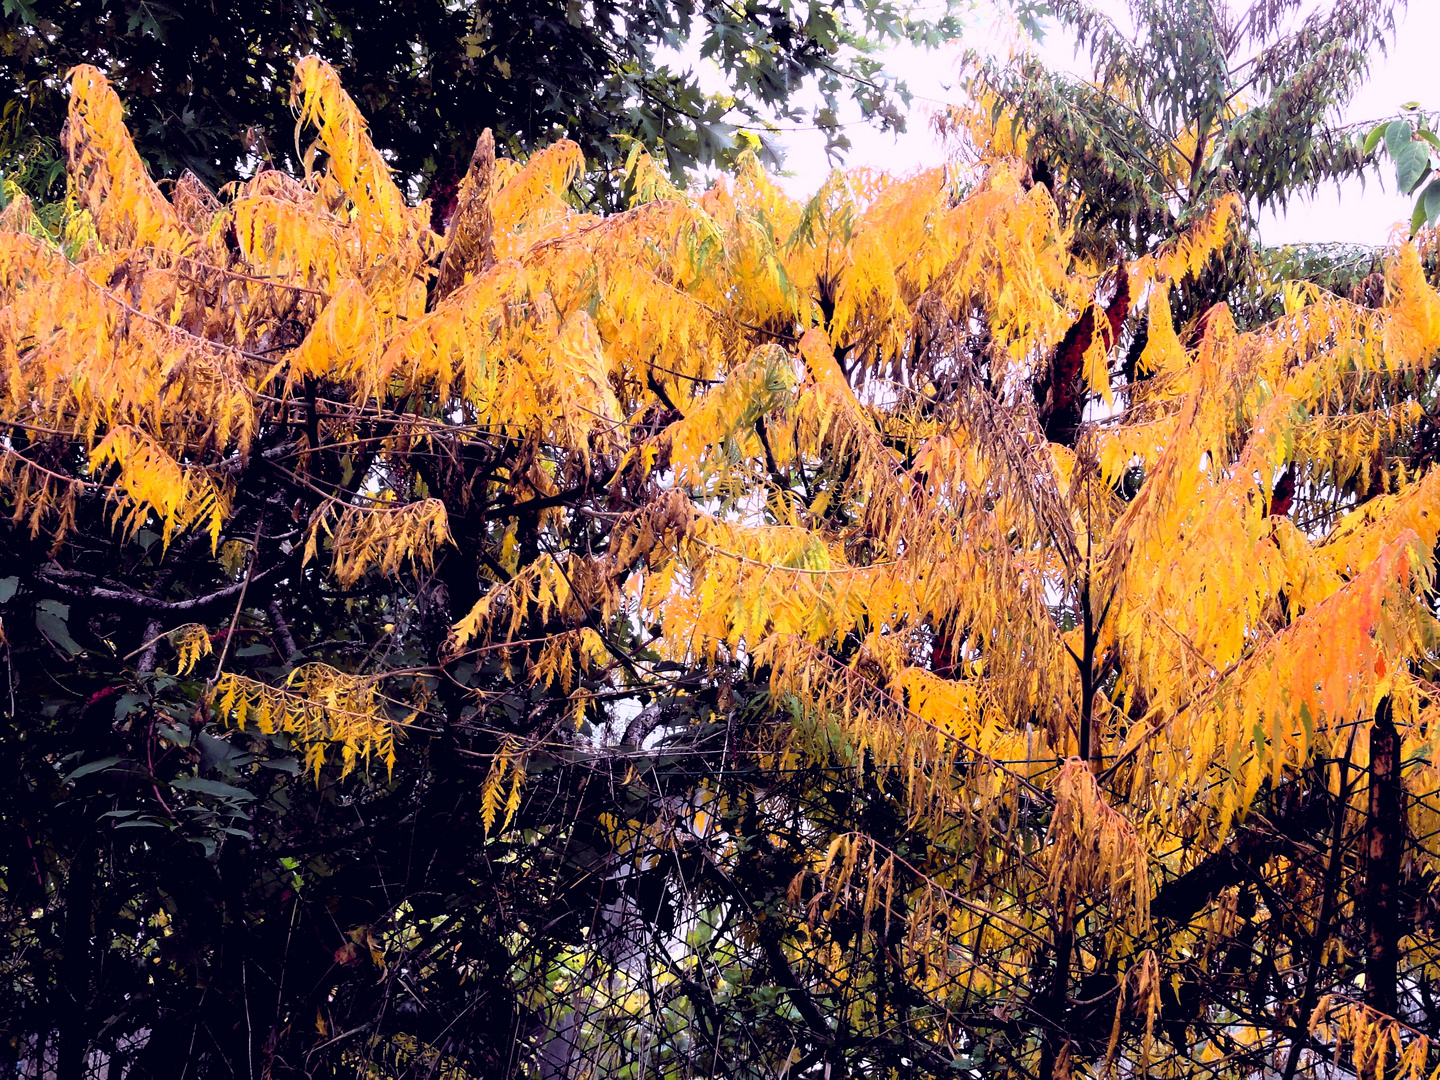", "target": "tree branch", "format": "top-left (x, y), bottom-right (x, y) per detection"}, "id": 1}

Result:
top-left (36, 563), bottom-right (286, 615)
